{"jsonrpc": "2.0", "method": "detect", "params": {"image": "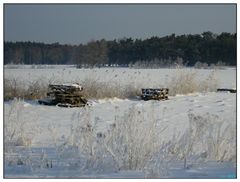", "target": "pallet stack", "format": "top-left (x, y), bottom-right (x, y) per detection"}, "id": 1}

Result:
top-left (38, 83), bottom-right (87, 107)
top-left (217, 88), bottom-right (236, 93)
top-left (141, 88), bottom-right (169, 101)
